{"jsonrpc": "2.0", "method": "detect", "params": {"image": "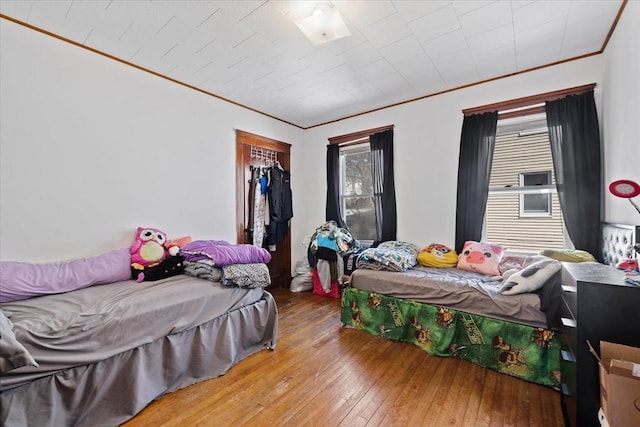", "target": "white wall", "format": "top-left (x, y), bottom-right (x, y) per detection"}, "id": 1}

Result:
top-left (296, 56), bottom-right (604, 265)
top-left (3, 6), bottom-right (636, 266)
top-left (601, 1), bottom-right (640, 226)
top-left (0, 20), bottom-right (303, 262)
